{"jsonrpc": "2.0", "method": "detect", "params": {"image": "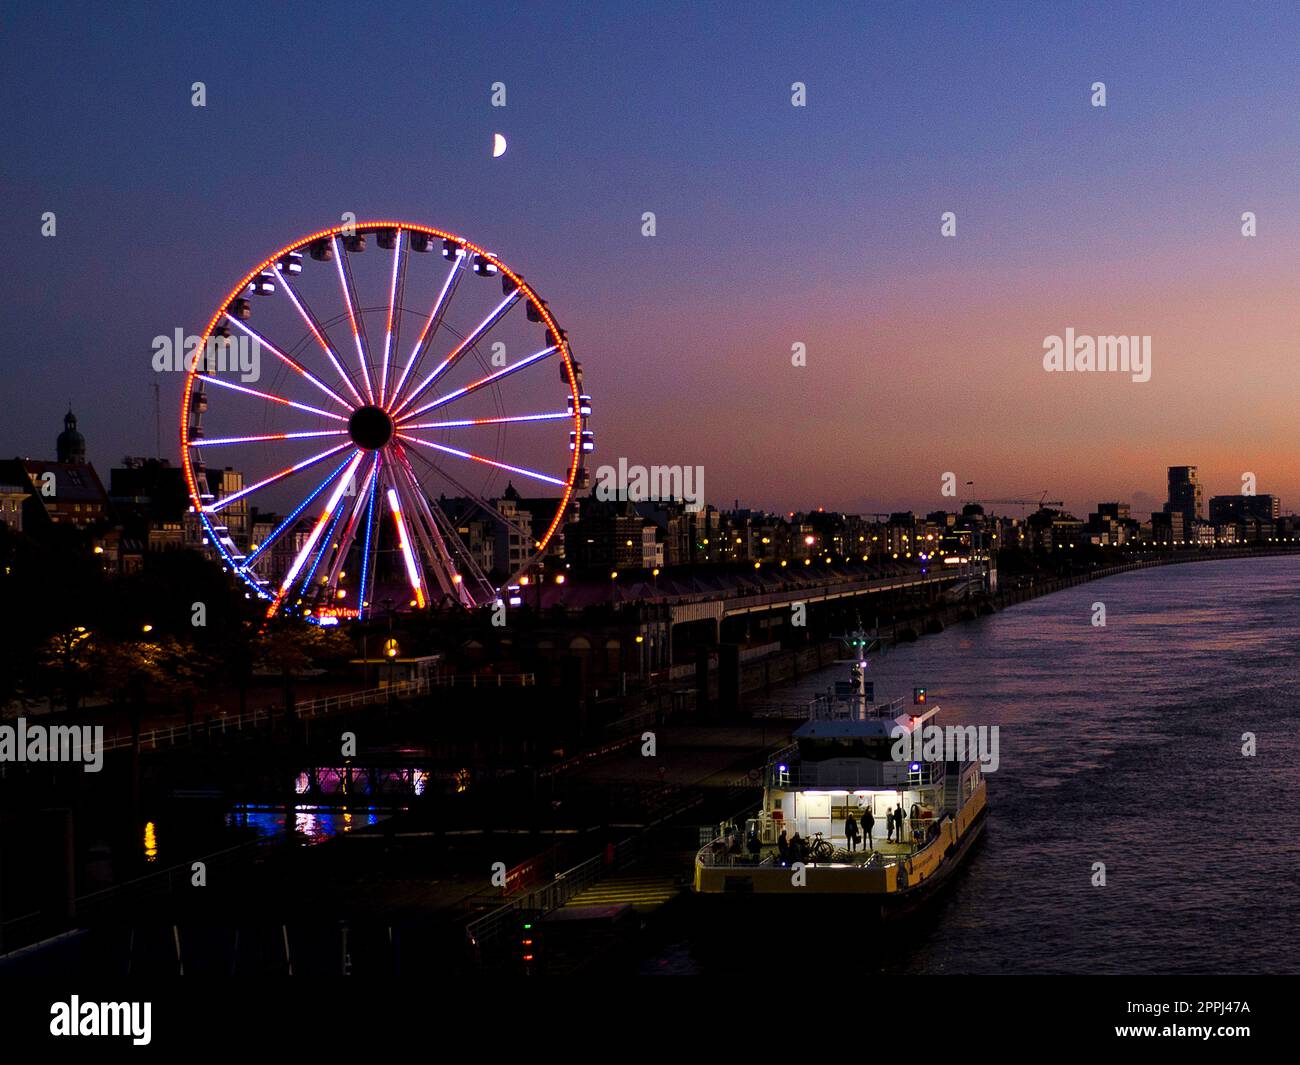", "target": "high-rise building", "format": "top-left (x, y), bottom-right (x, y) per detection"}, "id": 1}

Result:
top-left (1164, 466), bottom-right (1203, 528)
